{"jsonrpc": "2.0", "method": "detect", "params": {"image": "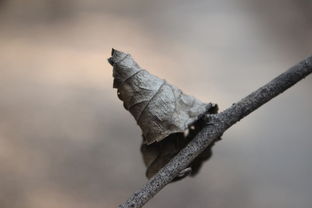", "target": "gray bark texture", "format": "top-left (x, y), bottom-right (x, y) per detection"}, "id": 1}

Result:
top-left (114, 53), bottom-right (312, 208)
